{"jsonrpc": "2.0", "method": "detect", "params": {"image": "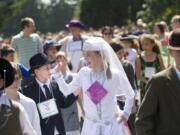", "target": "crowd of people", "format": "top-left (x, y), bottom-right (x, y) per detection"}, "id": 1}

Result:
top-left (0, 14), bottom-right (180, 135)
